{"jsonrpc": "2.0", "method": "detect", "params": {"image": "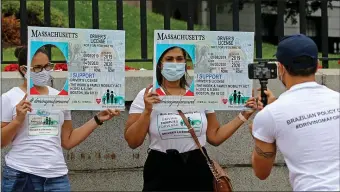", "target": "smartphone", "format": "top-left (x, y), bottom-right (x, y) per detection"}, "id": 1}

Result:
top-left (248, 62), bottom-right (278, 80)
